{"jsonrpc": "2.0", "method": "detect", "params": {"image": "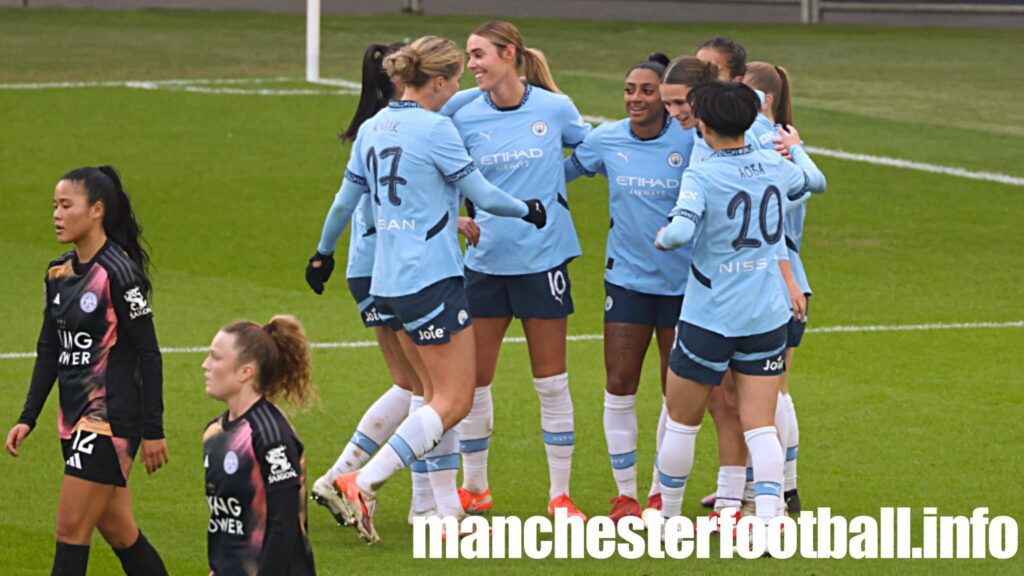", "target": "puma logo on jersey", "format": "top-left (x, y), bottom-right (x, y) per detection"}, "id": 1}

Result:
top-left (616, 152), bottom-right (630, 162)
top-left (479, 131), bottom-right (492, 141)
